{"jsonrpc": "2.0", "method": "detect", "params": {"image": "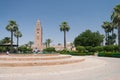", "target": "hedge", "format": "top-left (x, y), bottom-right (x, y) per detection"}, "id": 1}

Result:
top-left (98, 52), bottom-right (120, 58)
